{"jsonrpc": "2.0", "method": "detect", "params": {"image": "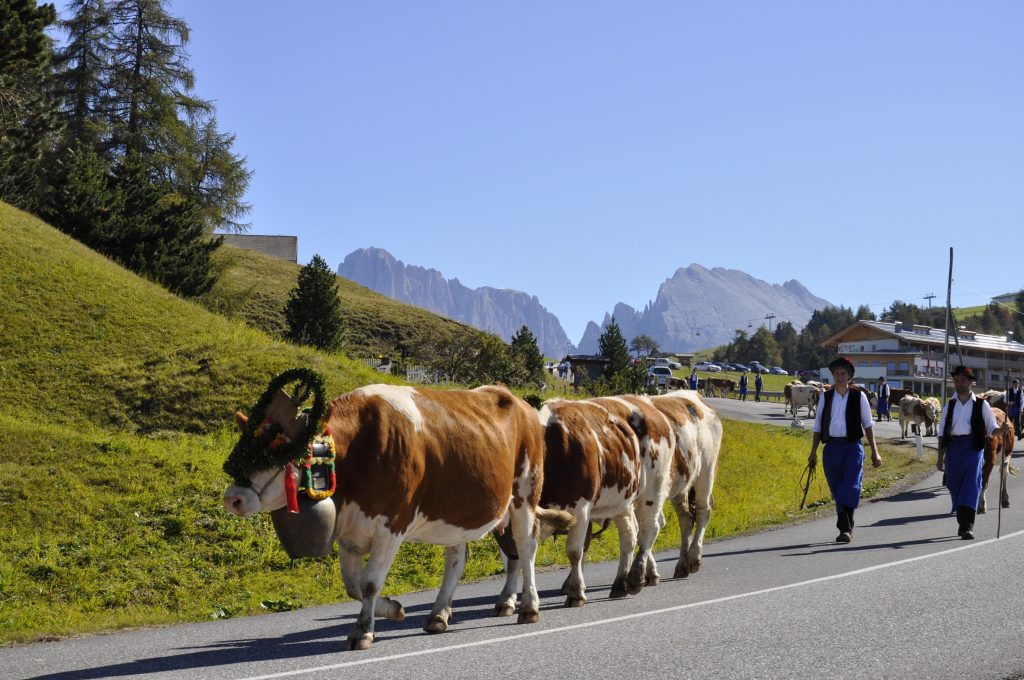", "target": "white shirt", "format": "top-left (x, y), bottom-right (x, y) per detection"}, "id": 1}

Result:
top-left (937, 392), bottom-right (998, 437)
top-left (813, 389), bottom-right (874, 438)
